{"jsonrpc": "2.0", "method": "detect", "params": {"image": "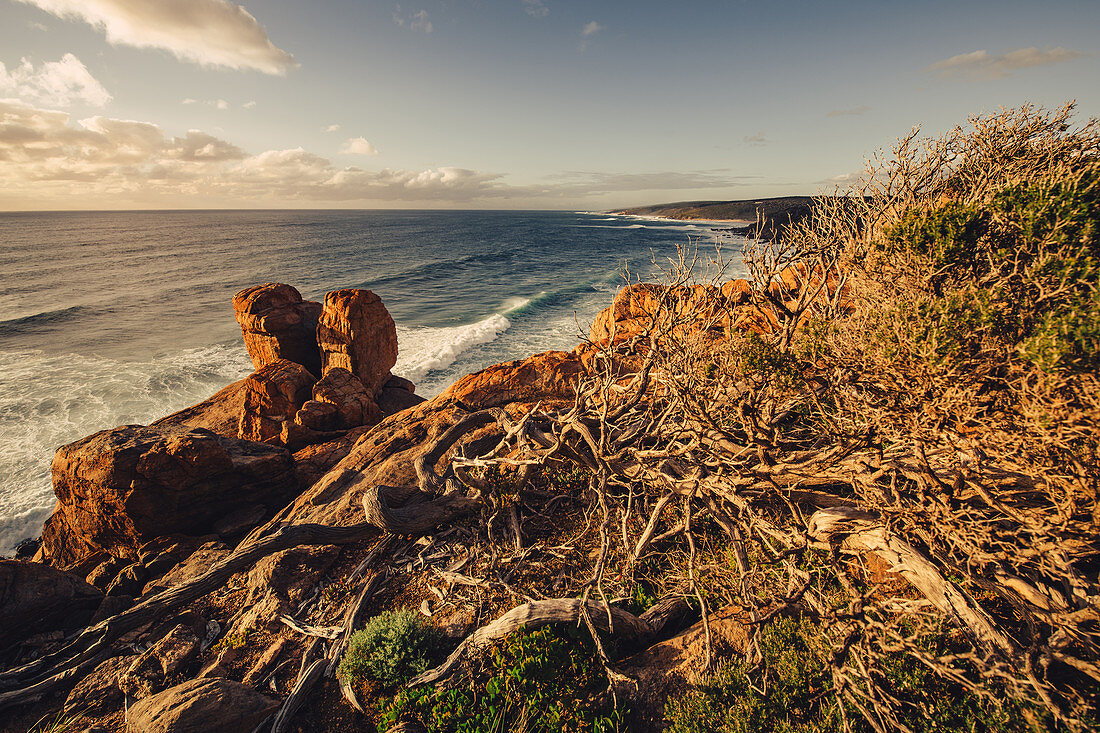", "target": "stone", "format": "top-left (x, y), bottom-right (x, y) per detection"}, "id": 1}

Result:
top-left (237, 359), bottom-right (317, 444)
top-left (233, 283), bottom-right (323, 377)
top-left (145, 551), bottom-right (180, 579)
top-left (105, 562), bottom-right (148, 597)
top-left (246, 545), bottom-right (340, 607)
top-left (151, 379), bottom-right (250, 440)
top-left (127, 677), bottom-right (279, 733)
top-left (213, 504), bottom-right (267, 538)
top-left (385, 374), bottom-right (416, 393)
top-left (197, 645), bottom-right (240, 679)
top-left (242, 637), bottom-right (289, 686)
top-left (378, 386), bottom-right (426, 417)
top-left (290, 426), bottom-right (371, 490)
top-left (721, 278), bottom-right (753, 305)
top-left (13, 537), bottom-right (40, 559)
top-left (622, 604), bottom-right (753, 730)
top-left (64, 653), bottom-right (138, 717)
top-left (86, 556), bottom-right (127, 592)
top-left (317, 289), bottom-right (398, 395)
top-left (38, 425), bottom-right (296, 567)
top-left (312, 367), bottom-right (380, 429)
top-left (144, 542), bottom-right (231, 595)
top-left (120, 624), bottom-right (202, 699)
top-left (441, 350), bottom-right (586, 409)
top-left (90, 594), bottom-right (133, 624)
top-left (0, 559), bottom-right (104, 650)
top-left (293, 399), bottom-right (338, 431)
